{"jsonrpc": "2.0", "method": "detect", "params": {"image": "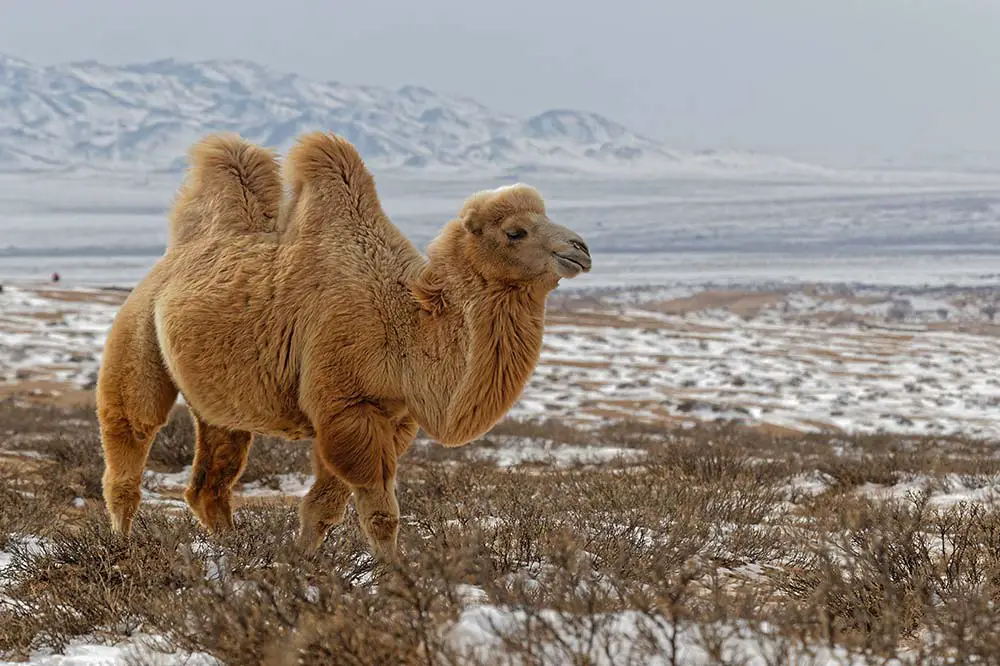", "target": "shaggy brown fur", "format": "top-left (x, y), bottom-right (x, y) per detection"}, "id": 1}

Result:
top-left (96, 131), bottom-right (592, 559)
